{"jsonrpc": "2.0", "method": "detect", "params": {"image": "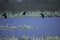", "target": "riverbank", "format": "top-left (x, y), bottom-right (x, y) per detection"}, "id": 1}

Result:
top-left (0, 36), bottom-right (60, 40)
